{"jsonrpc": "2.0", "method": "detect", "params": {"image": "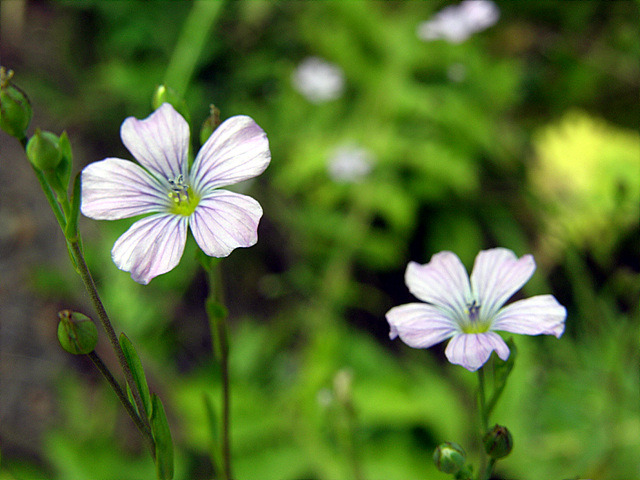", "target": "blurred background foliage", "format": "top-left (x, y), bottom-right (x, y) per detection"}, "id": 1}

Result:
top-left (1, 1), bottom-right (638, 479)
